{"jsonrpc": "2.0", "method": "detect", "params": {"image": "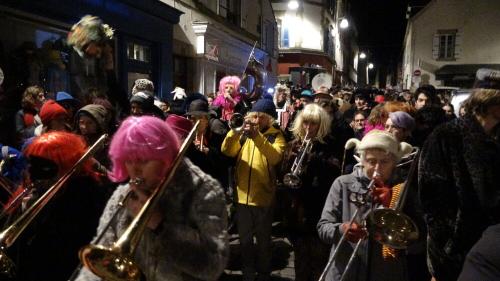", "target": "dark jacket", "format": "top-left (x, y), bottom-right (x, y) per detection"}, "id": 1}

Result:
top-left (458, 224), bottom-right (500, 281)
top-left (12, 175), bottom-right (109, 281)
top-left (281, 138), bottom-right (340, 234)
top-left (186, 118), bottom-right (230, 189)
top-left (418, 115), bottom-right (500, 281)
